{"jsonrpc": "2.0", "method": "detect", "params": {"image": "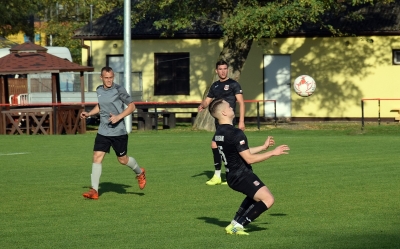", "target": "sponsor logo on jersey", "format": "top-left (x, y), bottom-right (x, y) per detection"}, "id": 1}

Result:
top-left (240, 140), bottom-right (245, 145)
top-left (224, 85), bottom-right (229, 90)
top-left (215, 135), bottom-right (224, 141)
top-left (253, 181), bottom-right (260, 186)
